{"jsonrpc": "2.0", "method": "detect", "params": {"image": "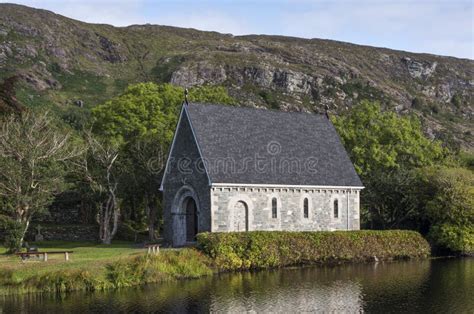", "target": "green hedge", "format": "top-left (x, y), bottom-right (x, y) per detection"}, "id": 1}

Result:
top-left (197, 230), bottom-right (431, 271)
